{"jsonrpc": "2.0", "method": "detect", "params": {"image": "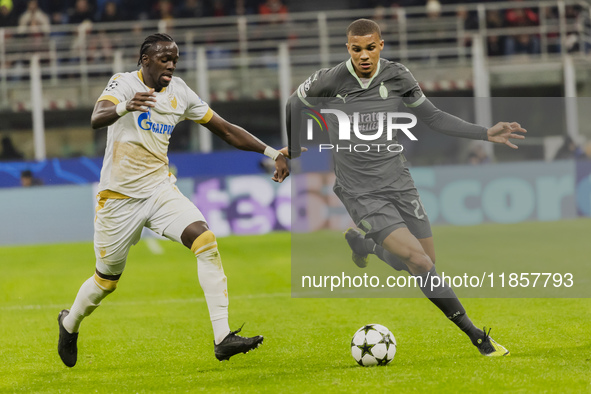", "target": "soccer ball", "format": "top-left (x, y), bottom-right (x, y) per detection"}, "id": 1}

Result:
top-left (351, 324), bottom-right (396, 366)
